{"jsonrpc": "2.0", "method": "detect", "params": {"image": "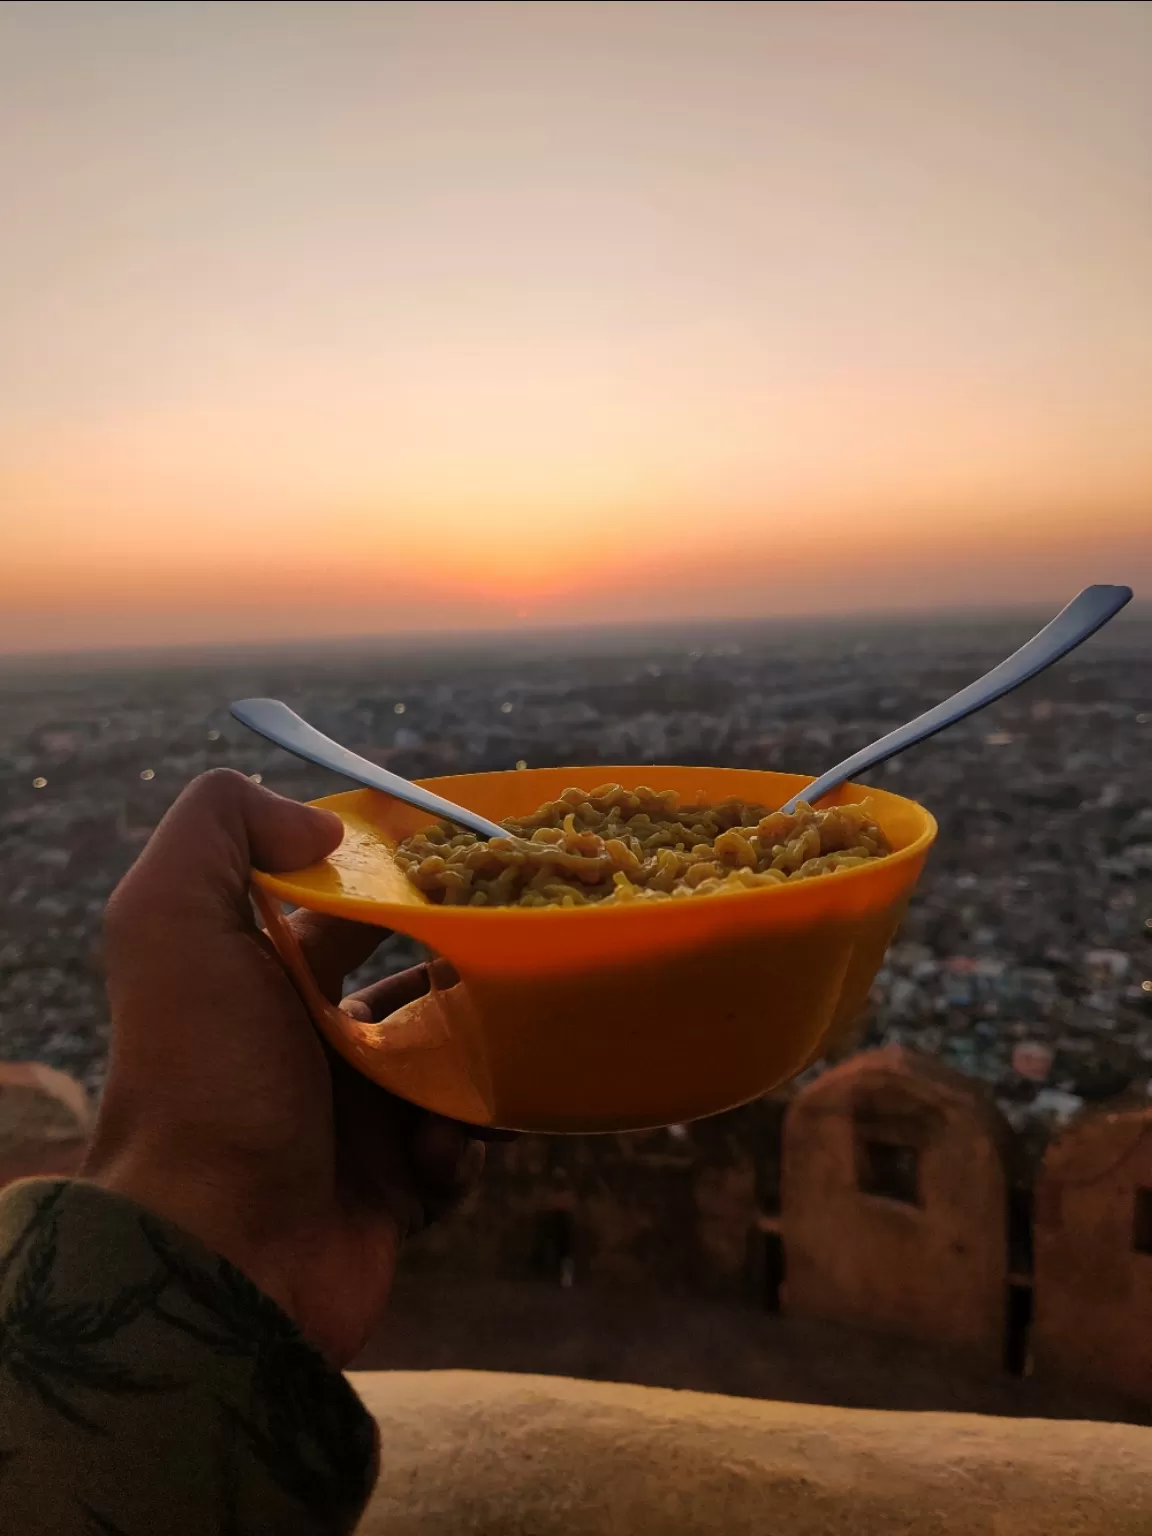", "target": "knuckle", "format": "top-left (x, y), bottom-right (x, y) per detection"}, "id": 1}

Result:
top-left (105, 768), bottom-right (253, 940)
top-left (186, 766), bottom-right (253, 808)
